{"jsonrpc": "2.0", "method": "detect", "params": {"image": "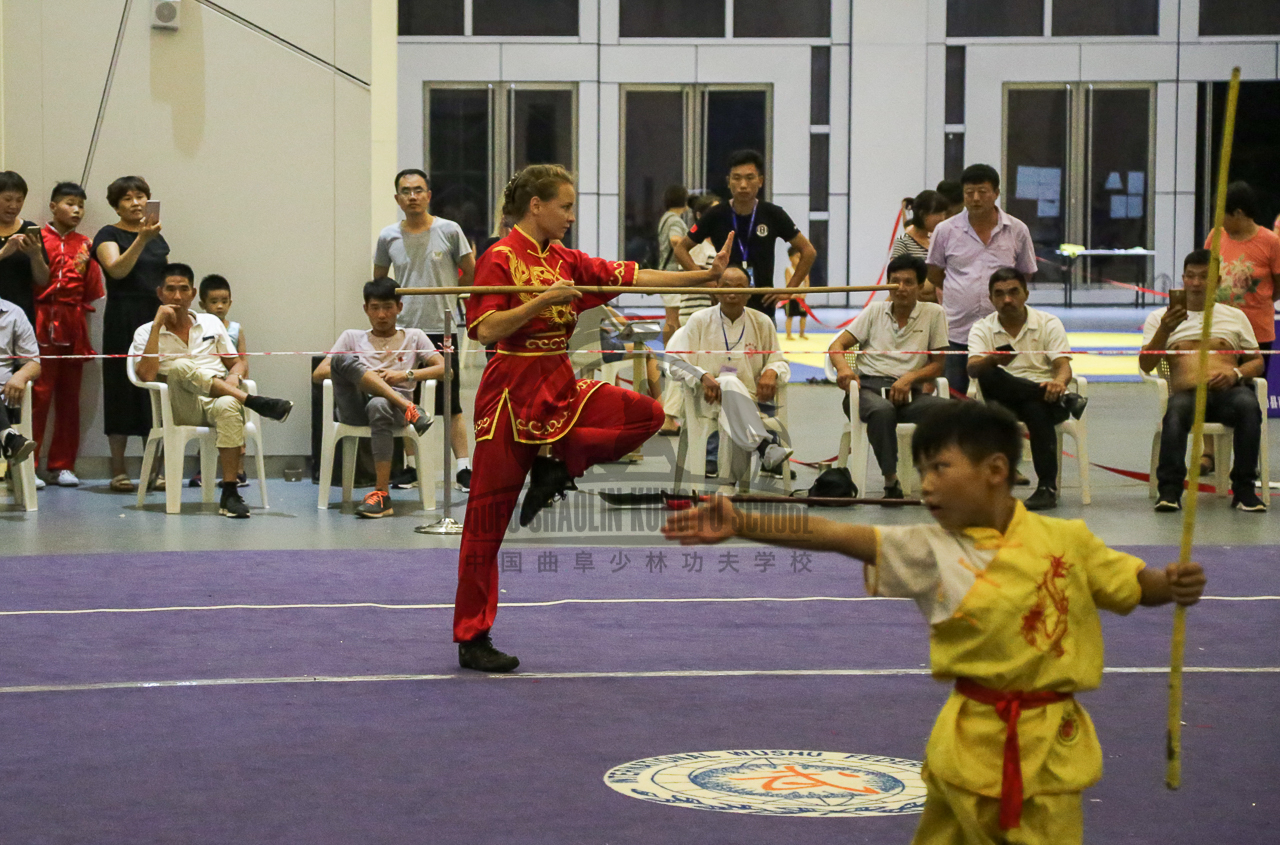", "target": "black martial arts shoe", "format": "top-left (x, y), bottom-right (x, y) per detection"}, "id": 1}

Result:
top-left (1060, 392), bottom-right (1089, 420)
top-left (458, 635), bottom-right (520, 672)
top-left (519, 456), bottom-right (577, 527)
top-left (1023, 486), bottom-right (1058, 511)
top-left (219, 483), bottom-right (251, 518)
top-left (243, 394), bottom-right (293, 422)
